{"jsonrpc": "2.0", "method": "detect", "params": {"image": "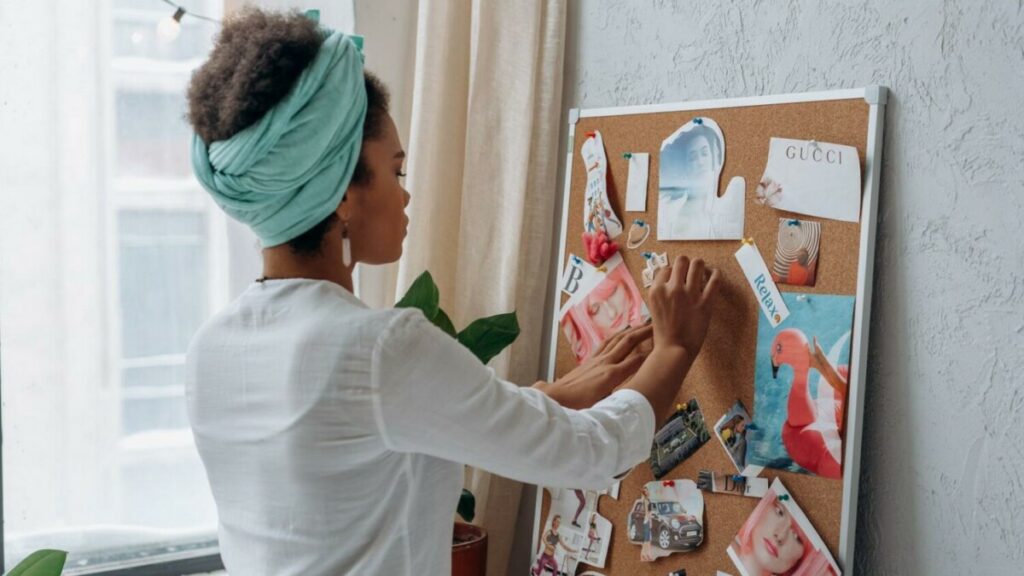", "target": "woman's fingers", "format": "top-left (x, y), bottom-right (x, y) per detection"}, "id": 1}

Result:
top-left (669, 255), bottom-right (690, 287)
top-left (685, 258), bottom-right (706, 294)
top-left (604, 324), bottom-right (653, 362)
top-left (651, 259), bottom-right (673, 289)
top-left (613, 348), bottom-right (648, 379)
top-left (699, 268), bottom-right (722, 306)
top-left (591, 326), bottom-right (626, 358)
